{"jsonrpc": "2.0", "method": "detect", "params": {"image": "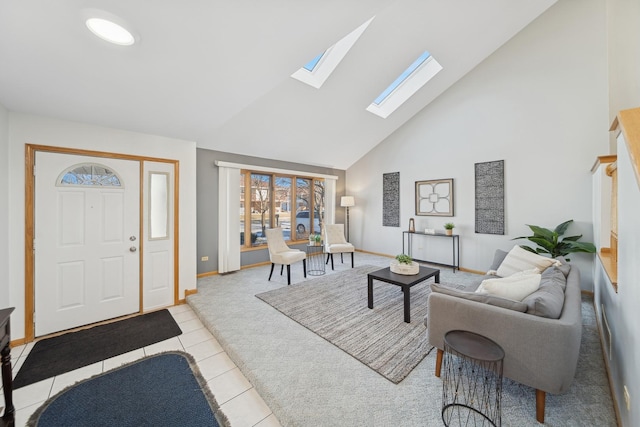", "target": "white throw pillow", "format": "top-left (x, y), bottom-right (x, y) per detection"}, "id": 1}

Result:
top-left (476, 272), bottom-right (542, 301)
top-left (496, 245), bottom-right (560, 277)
